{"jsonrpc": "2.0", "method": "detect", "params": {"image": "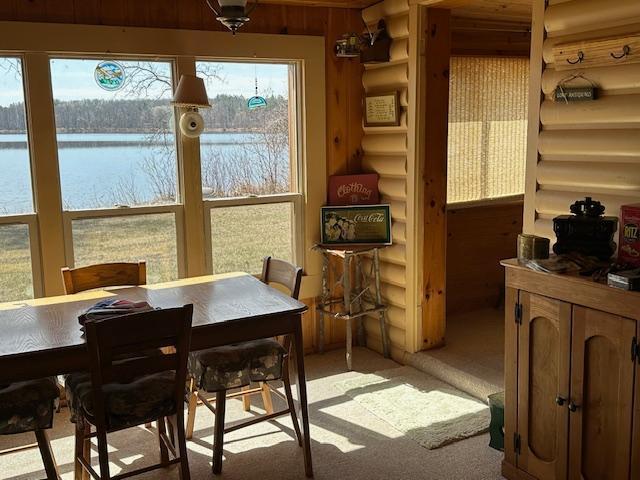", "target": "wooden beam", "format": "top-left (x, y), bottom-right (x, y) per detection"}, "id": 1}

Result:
top-left (421, 8), bottom-right (451, 350)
